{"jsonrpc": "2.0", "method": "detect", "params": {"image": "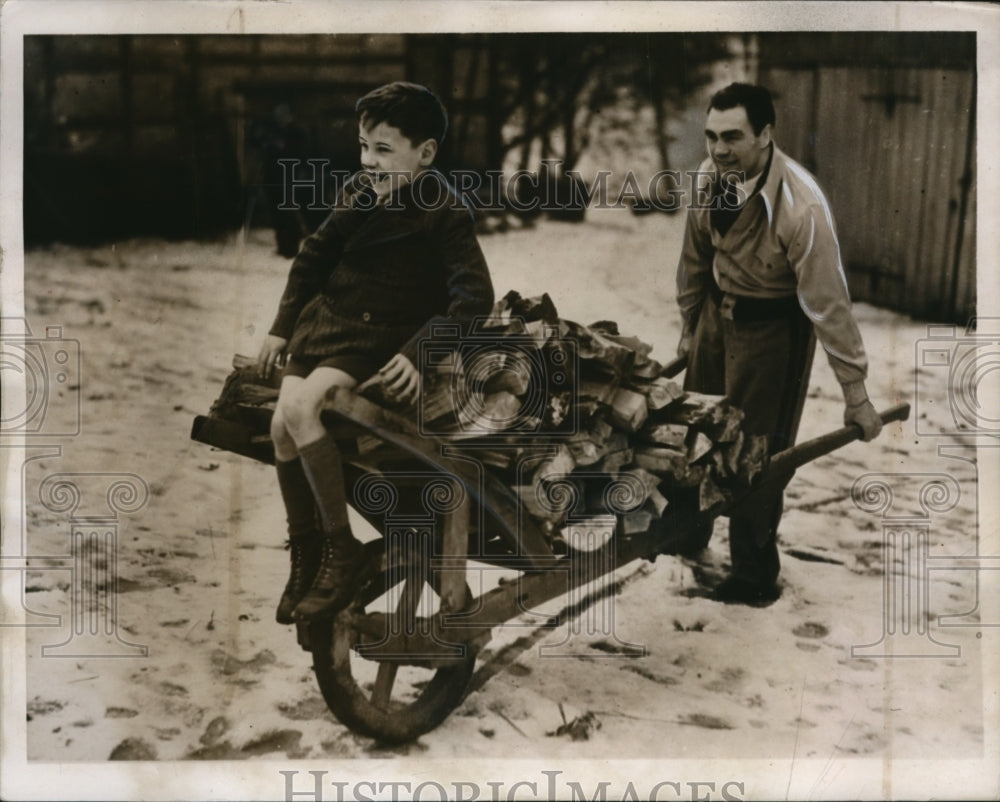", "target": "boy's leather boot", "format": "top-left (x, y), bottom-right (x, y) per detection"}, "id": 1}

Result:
top-left (274, 457), bottom-right (322, 624)
top-left (276, 534), bottom-right (323, 624)
top-left (292, 526), bottom-right (364, 621)
top-left (293, 434), bottom-right (364, 621)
